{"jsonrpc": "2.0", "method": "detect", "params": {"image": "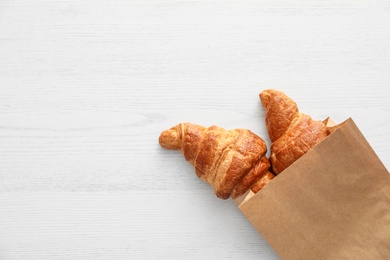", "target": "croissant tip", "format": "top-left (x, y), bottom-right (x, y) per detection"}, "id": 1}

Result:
top-left (159, 125), bottom-right (182, 150)
top-left (259, 89), bottom-right (272, 108)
